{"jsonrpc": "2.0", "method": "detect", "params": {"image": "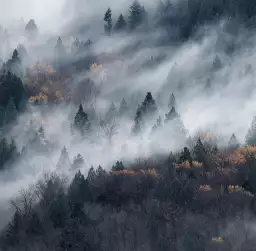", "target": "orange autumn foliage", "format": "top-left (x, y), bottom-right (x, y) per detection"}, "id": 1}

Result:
top-left (229, 146), bottom-right (256, 164)
top-left (179, 160), bottom-right (203, 169)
